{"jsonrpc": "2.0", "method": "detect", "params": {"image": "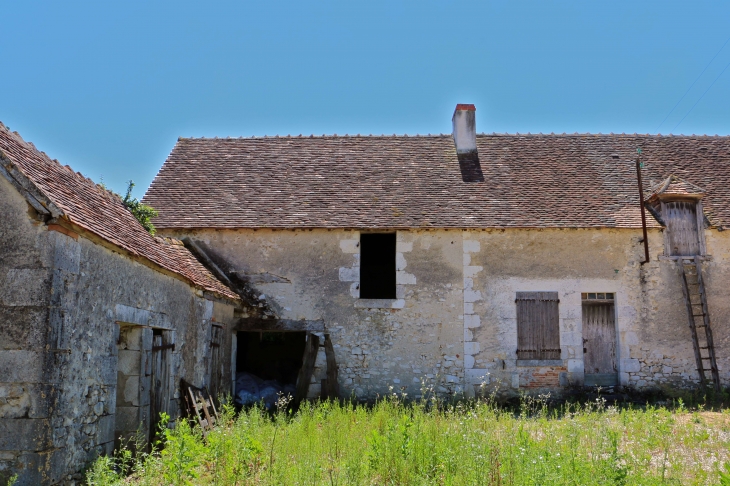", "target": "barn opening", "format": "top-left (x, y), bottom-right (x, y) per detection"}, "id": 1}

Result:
top-left (360, 233), bottom-right (397, 299)
top-left (234, 331), bottom-right (306, 408)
